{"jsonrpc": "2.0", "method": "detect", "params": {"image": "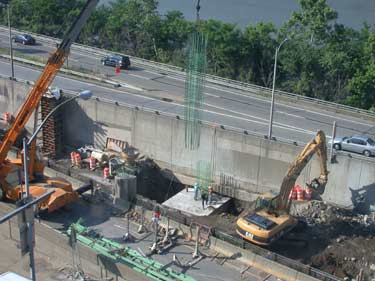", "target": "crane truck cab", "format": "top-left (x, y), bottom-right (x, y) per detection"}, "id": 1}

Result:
top-left (236, 130), bottom-right (328, 246)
